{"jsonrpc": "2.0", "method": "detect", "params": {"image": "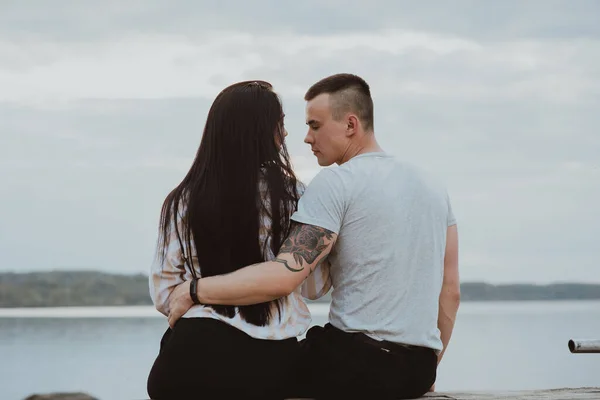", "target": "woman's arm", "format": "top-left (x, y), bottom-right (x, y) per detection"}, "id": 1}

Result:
top-left (149, 216), bottom-right (187, 316)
